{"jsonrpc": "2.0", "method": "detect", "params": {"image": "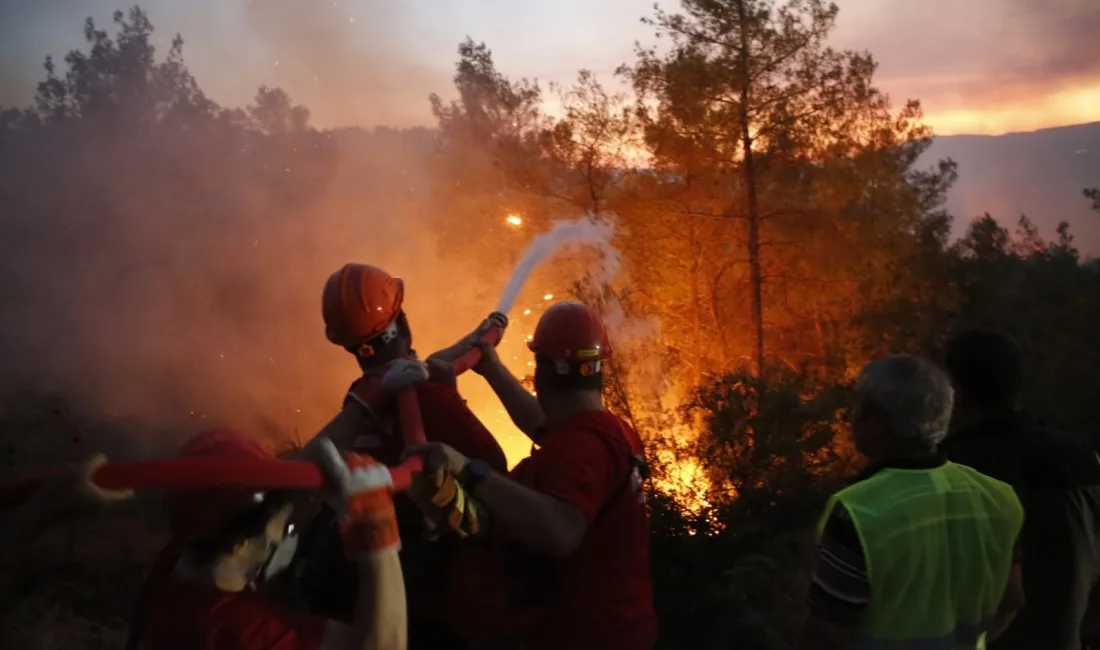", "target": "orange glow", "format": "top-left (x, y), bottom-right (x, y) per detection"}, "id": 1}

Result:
top-left (924, 79), bottom-right (1100, 136)
top-left (414, 292), bottom-right (547, 467)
